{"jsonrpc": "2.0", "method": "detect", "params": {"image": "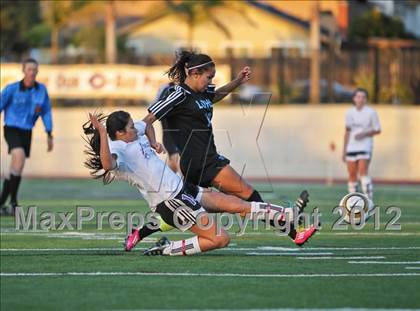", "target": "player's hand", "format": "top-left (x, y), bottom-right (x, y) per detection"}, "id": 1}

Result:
top-left (47, 136), bottom-right (53, 152)
top-left (236, 66), bottom-right (251, 84)
top-left (89, 113), bottom-right (106, 133)
top-left (151, 142), bottom-right (165, 154)
top-left (355, 132), bottom-right (366, 140)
